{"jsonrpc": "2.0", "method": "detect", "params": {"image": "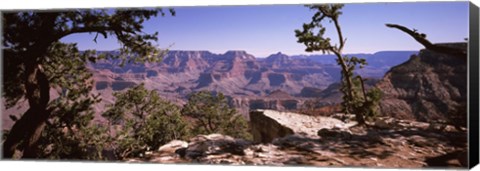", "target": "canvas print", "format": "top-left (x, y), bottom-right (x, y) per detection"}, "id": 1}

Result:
top-left (1, 1), bottom-right (473, 169)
